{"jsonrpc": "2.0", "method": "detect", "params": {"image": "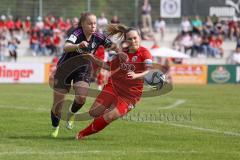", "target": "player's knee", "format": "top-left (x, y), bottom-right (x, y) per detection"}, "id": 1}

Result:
top-left (89, 109), bottom-right (101, 118)
top-left (105, 112), bottom-right (119, 122)
top-left (75, 96), bottom-right (86, 105)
